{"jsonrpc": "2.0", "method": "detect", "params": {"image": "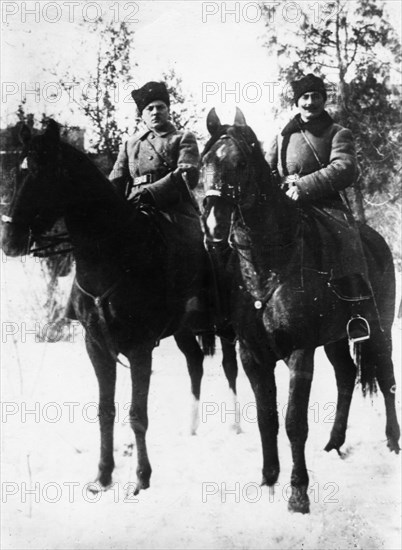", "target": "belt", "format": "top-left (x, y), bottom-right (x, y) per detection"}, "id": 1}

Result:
top-left (133, 174), bottom-right (155, 186)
